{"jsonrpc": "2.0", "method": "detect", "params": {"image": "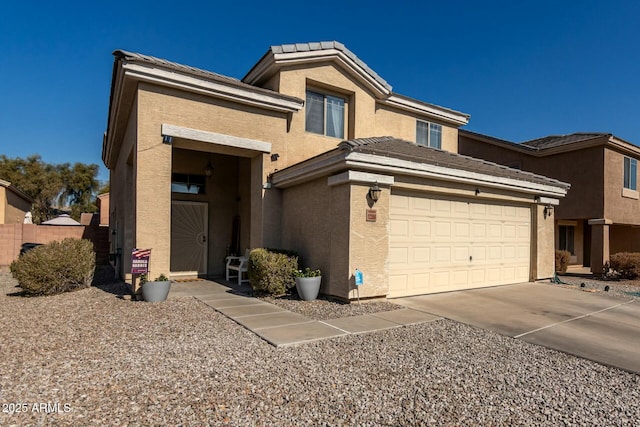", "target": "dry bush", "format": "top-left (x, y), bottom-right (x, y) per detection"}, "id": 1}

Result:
top-left (10, 238), bottom-right (96, 296)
